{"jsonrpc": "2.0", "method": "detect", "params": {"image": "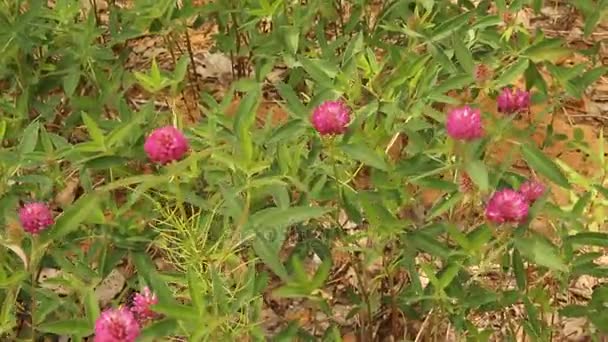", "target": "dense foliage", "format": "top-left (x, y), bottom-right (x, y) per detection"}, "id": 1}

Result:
top-left (1, 0), bottom-right (608, 340)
